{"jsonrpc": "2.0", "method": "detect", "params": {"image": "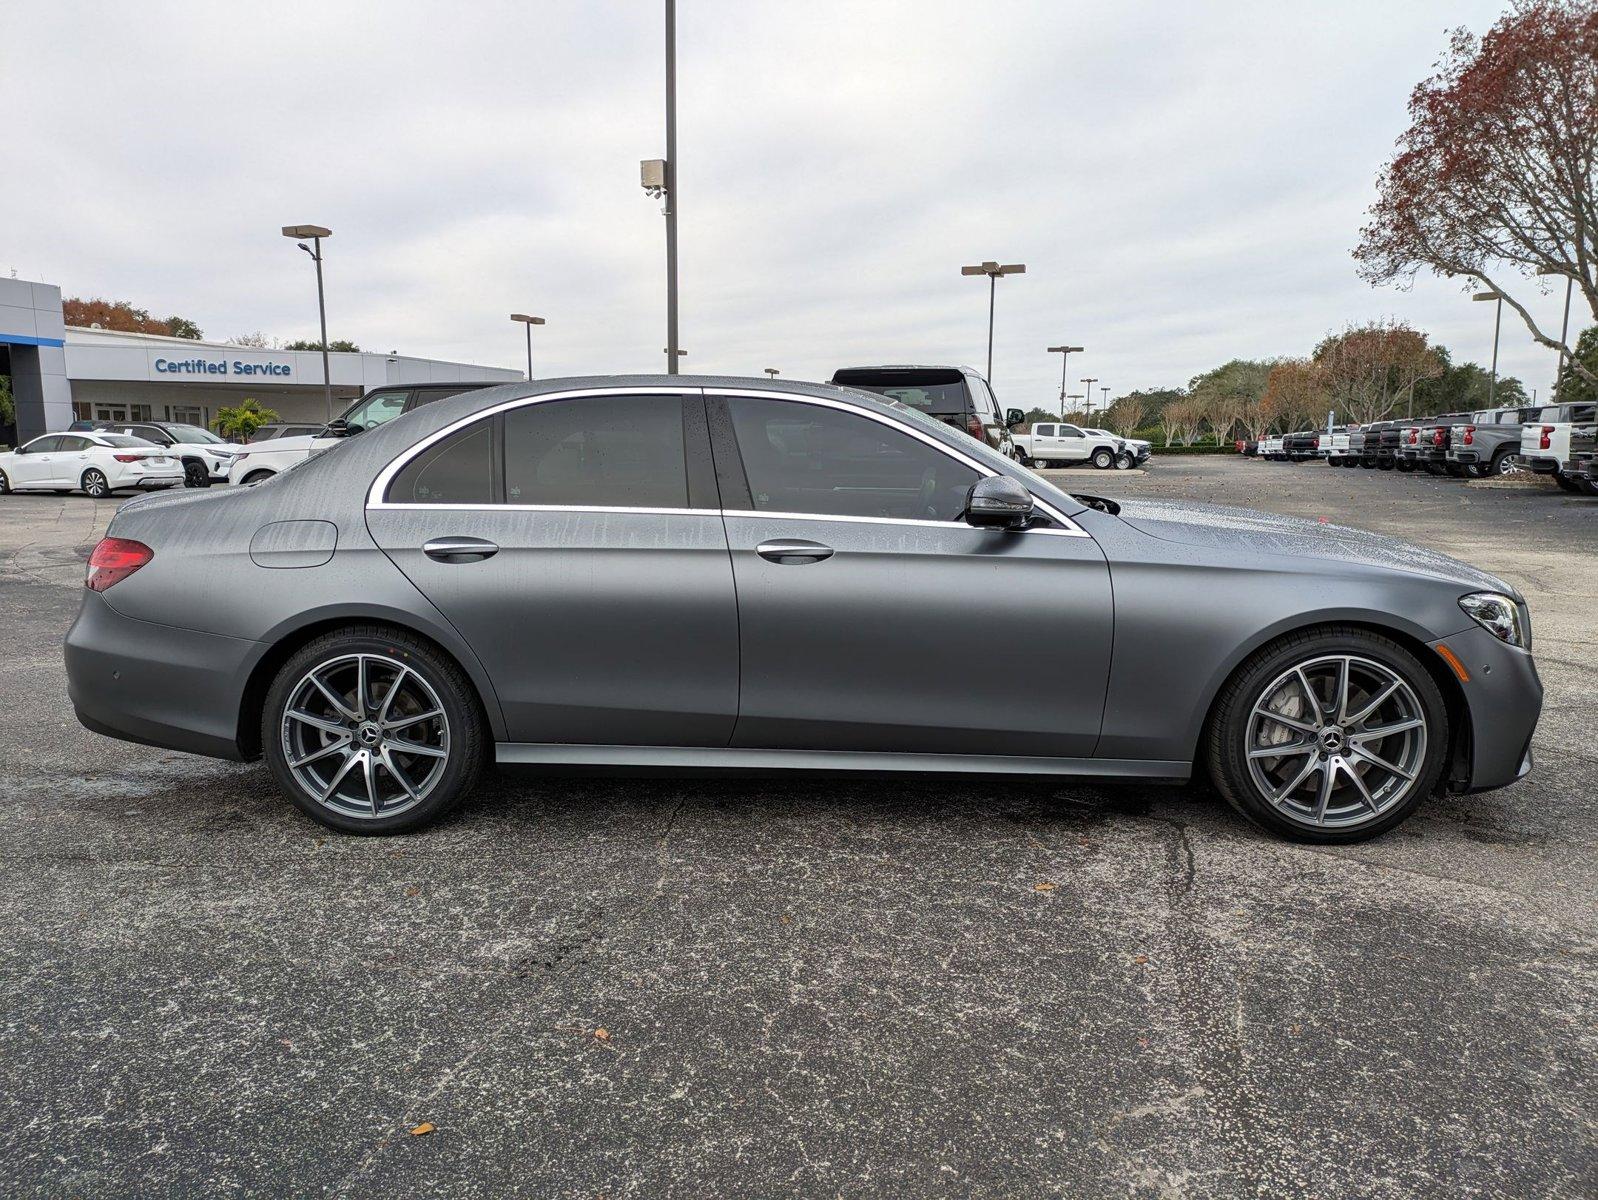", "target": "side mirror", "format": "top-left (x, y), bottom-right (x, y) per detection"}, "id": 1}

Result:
top-left (324, 419), bottom-right (353, 437)
top-left (964, 475), bottom-right (1034, 530)
top-left (1005, 408), bottom-right (1025, 430)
